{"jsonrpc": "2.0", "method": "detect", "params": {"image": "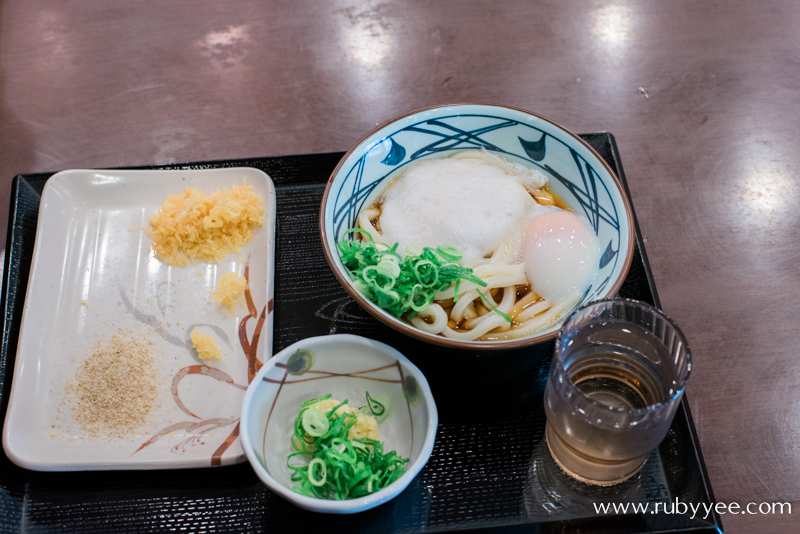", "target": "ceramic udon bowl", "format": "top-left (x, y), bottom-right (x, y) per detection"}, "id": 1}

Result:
top-left (320, 103), bottom-right (634, 351)
top-left (240, 334), bottom-right (437, 514)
